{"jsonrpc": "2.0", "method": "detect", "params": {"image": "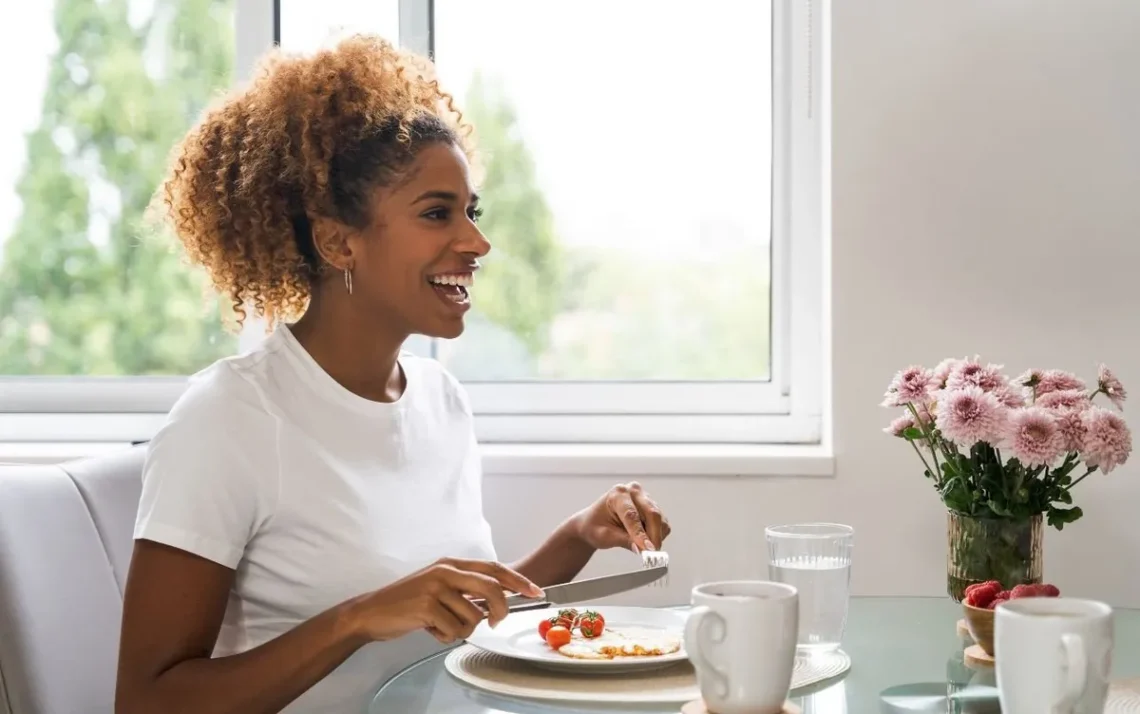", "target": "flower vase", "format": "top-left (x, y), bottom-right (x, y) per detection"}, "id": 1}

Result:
top-left (946, 511), bottom-right (1043, 602)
